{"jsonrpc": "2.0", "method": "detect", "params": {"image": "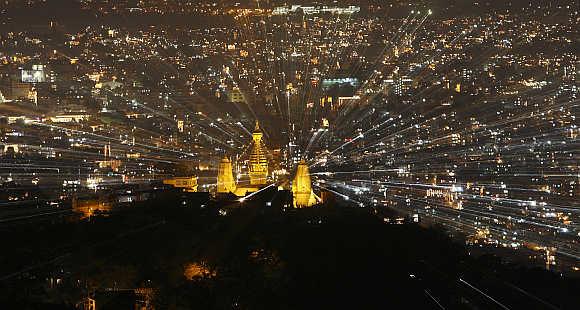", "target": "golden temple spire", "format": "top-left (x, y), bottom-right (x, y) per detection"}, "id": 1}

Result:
top-left (217, 156), bottom-right (236, 194)
top-left (292, 160), bottom-right (318, 208)
top-left (249, 121), bottom-right (268, 185)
